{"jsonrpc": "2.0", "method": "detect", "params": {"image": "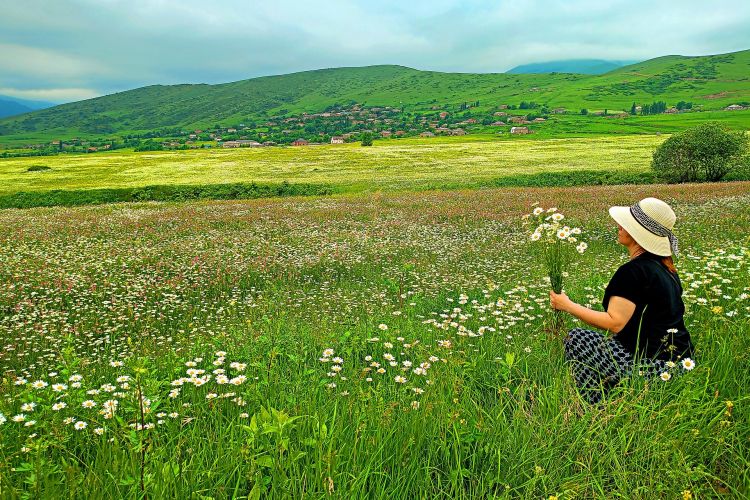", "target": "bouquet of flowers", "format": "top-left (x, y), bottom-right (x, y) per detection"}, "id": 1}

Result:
top-left (525, 205), bottom-right (587, 336)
